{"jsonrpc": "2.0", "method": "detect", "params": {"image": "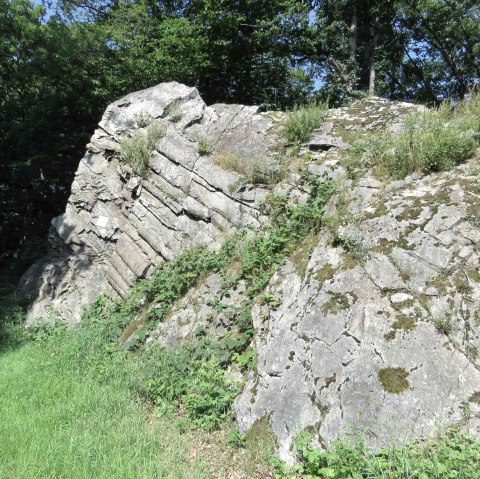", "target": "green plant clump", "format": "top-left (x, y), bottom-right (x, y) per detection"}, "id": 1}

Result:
top-left (350, 92), bottom-right (480, 178)
top-left (284, 101), bottom-right (329, 144)
top-left (197, 135), bottom-right (211, 155)
top-left (378, 367), bottom-right (410, 394)
top-left (272, 429), bottom-right (480, 479)
top-left (119, 120), bottom-right (165, 177)
top-left (213, 151), bottom-right (285, 188)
